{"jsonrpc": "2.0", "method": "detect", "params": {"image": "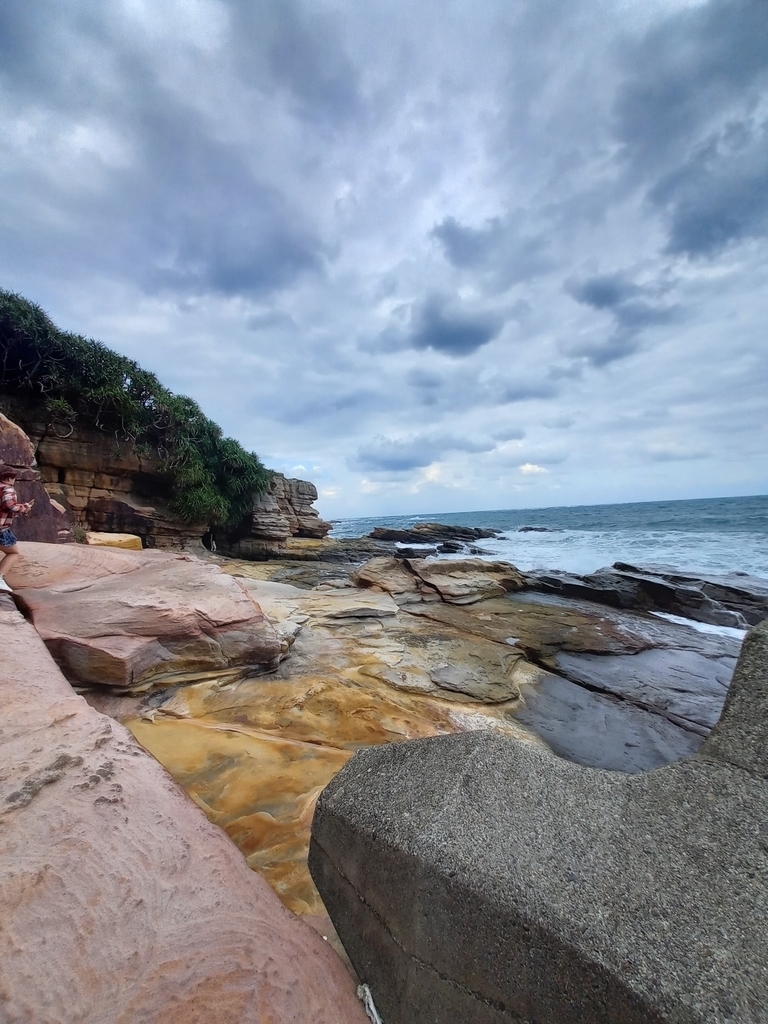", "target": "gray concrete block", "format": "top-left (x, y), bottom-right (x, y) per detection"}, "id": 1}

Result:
top-left (310, 622), bottom-right (768, 1023)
